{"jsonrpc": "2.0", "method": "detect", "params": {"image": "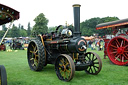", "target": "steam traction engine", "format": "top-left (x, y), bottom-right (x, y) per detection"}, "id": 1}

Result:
top-left (27, 4), bottom-right (102, 81)
top-left (96, 19), bottom-right (128, 66)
